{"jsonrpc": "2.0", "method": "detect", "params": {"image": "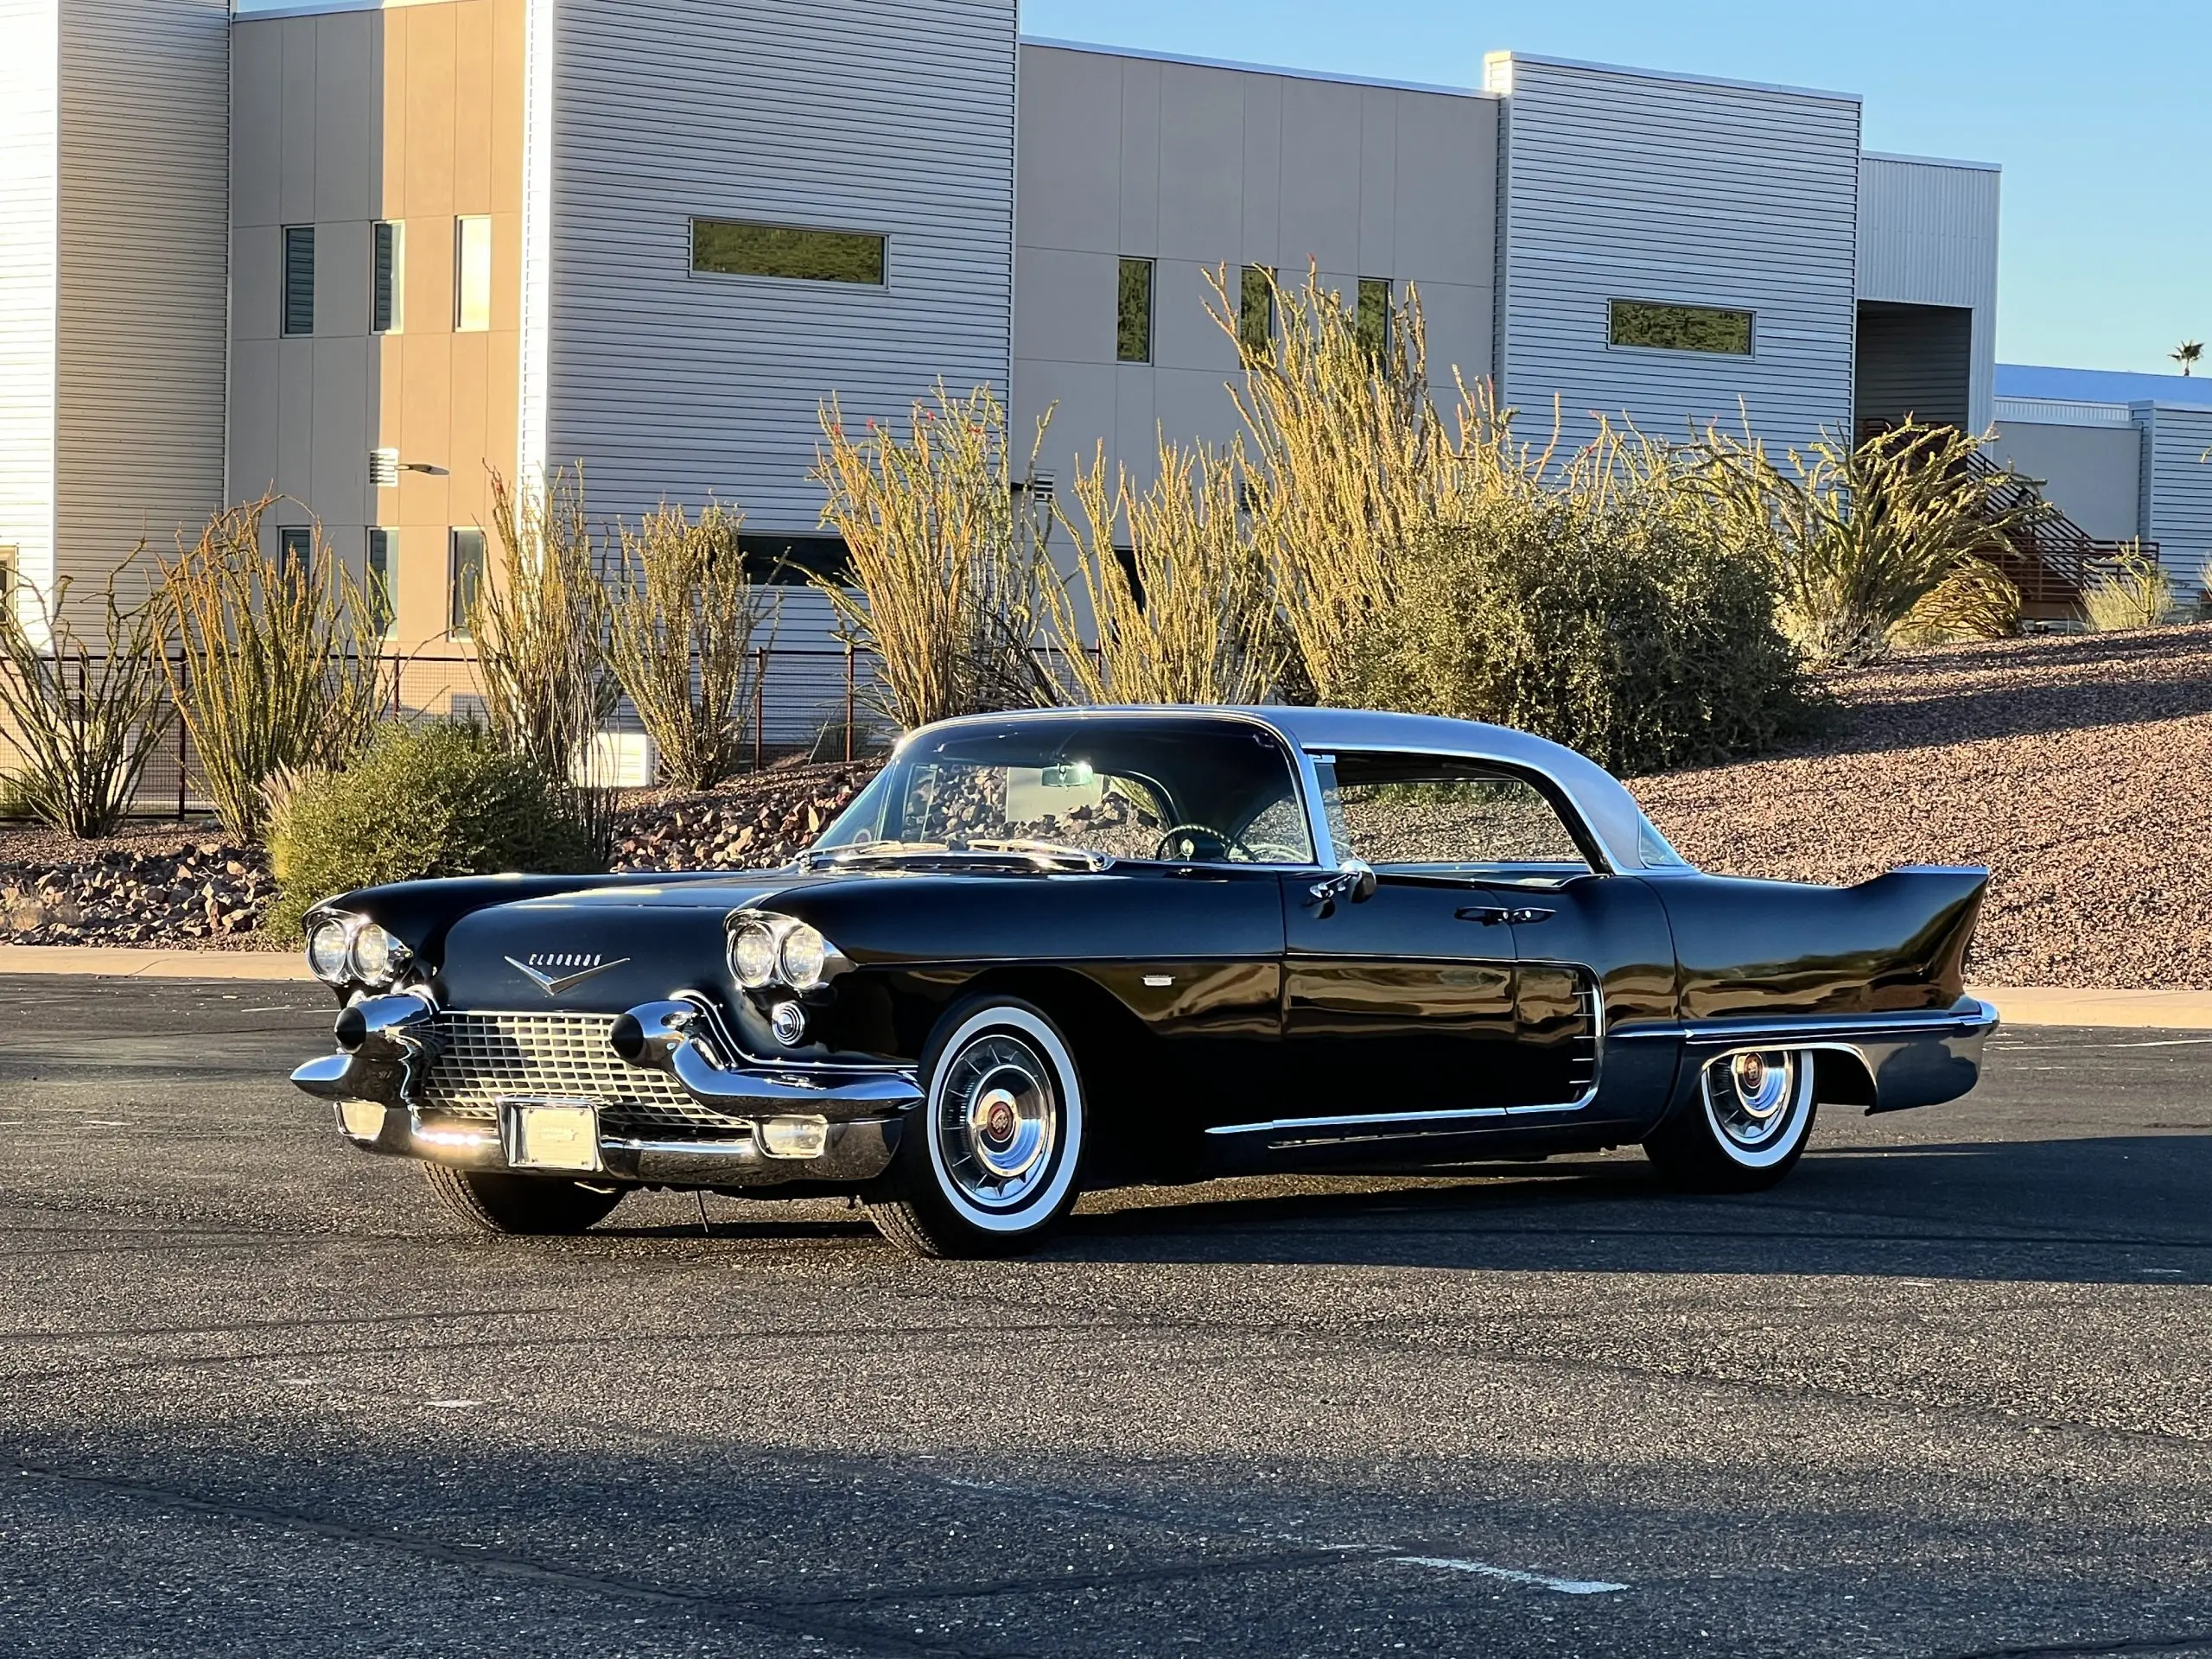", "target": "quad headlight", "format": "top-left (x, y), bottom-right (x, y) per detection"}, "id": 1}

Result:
top-left (303, 912), bottom-right (413, 990)
top-left (726, 912), bottom-right (848, 995)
